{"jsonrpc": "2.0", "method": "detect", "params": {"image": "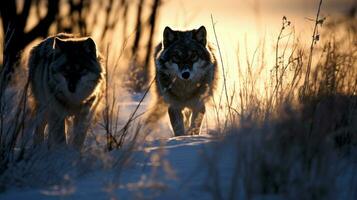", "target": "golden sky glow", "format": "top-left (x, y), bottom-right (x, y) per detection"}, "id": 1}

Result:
top-left (150, 0), bottom-right (355, 130)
